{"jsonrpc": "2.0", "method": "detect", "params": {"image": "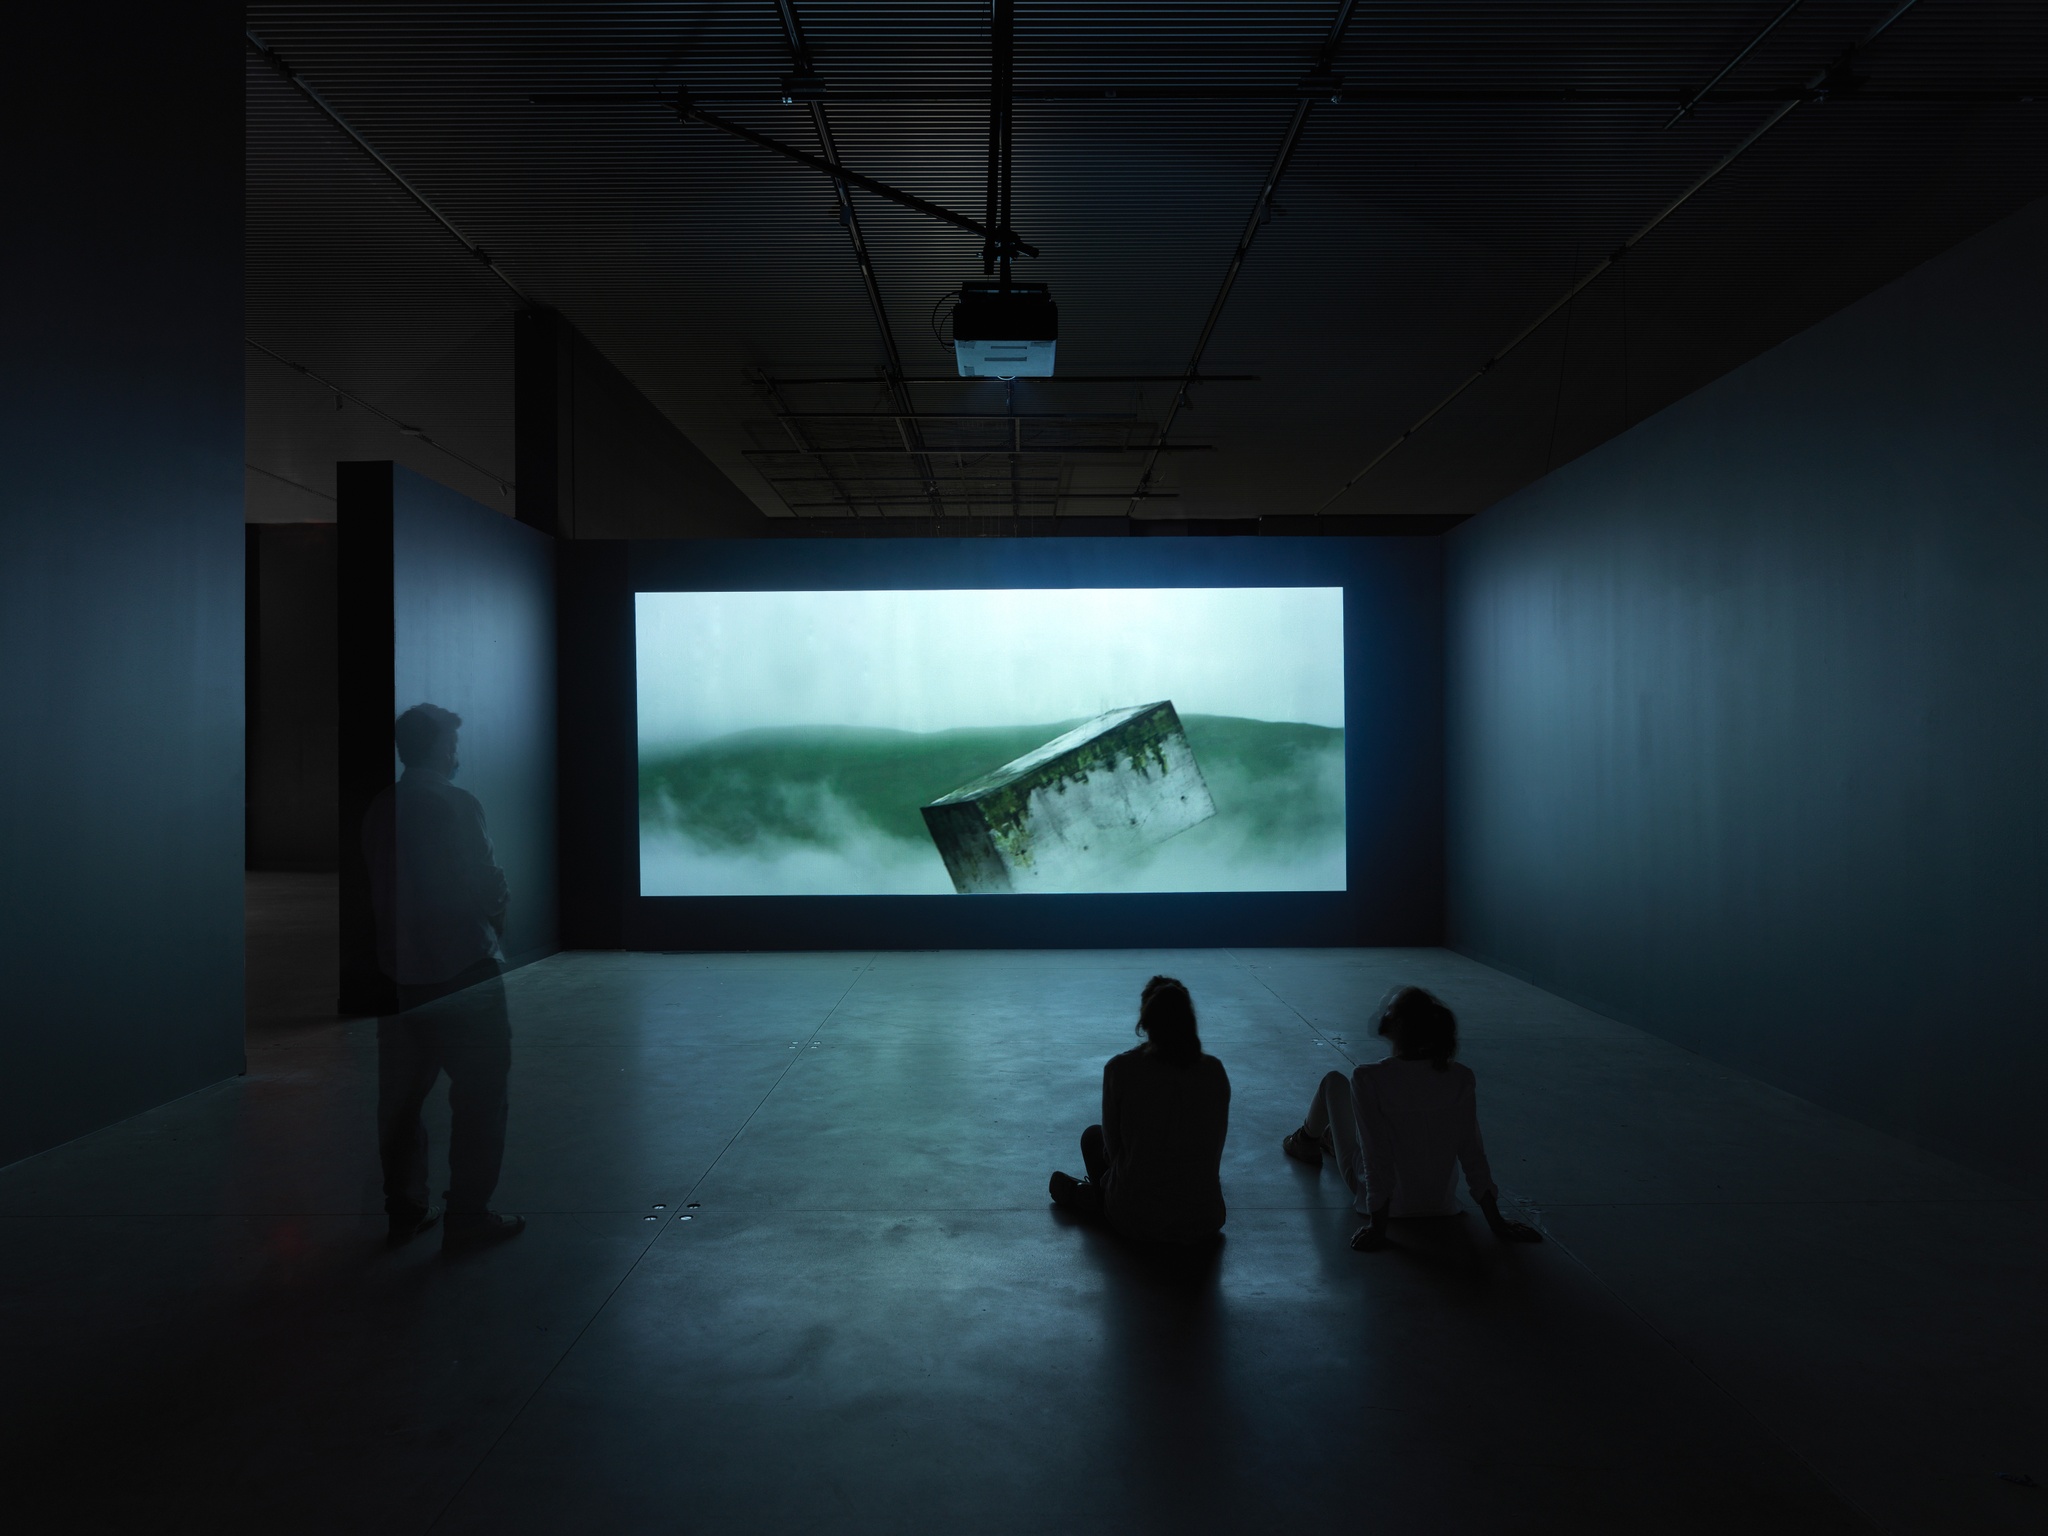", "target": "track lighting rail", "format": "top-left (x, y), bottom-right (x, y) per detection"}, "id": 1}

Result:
top-left (533, 85), bottom-right (2040, 108)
